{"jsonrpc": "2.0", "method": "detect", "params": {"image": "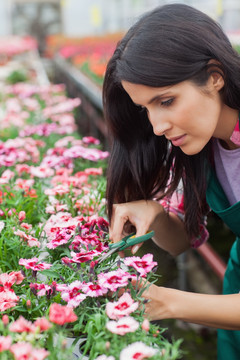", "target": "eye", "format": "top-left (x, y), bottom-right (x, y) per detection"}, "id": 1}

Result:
top-left (161, 98), bottom-right (174, 107)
